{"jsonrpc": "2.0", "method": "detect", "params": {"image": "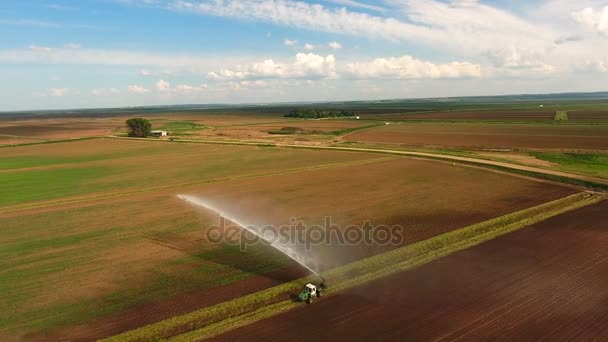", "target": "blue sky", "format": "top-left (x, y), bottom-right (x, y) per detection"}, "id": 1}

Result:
top-left (1, 0), bottom-right (607, 110)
